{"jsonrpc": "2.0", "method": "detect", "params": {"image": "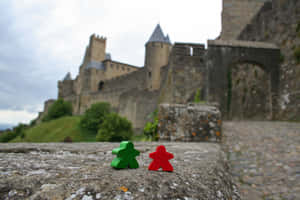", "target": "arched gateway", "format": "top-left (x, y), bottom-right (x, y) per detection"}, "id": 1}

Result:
top-left (207, 40), bottom-right (280, 119)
